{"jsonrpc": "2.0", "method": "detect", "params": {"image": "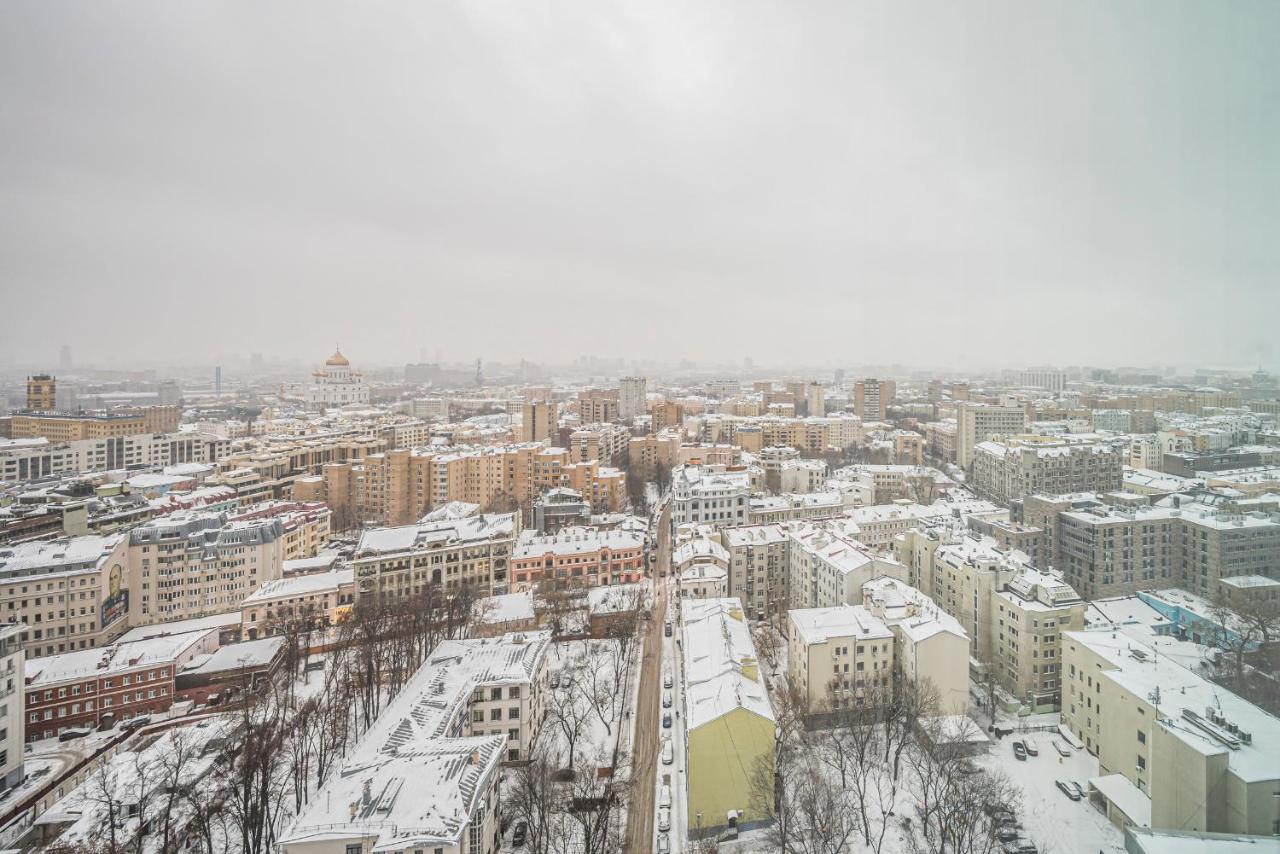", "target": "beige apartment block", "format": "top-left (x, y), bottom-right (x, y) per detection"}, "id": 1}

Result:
top-left (521, 400), bottom-right (557, 444)
top-left (788, 603), bottom-right (894, 714)
top-left (0, 534), bottom-right (132, 659)
top-left (127, 512), bottom-right (286, 625)
top-left (862, 576), bottom-right (969, 714)
top-left (970, 436), bottom-right (1123, 504)
top-left (569, 422), bottom-right (630, 465)
top-left (352, 512), bottom-right (519, 599)
top-left (955, 402), bottom-right (1028, 469)
top-left (1062, 630), bottom-right (1278, 836)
